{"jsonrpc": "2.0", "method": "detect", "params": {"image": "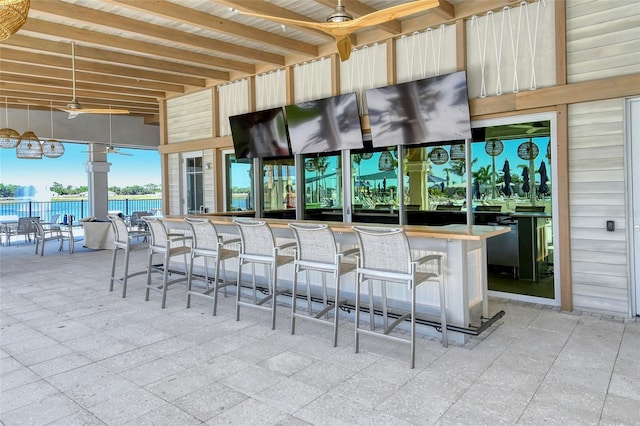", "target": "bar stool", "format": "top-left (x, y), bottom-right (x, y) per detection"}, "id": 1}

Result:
top-left (184, 217), bottom-right (239, 315)
top-left (352, 226), bottom-right (448, 368)
top-left (143, 217), bottom-right (192, 308)
top-left (288, 223), bottom-right (357, 347)
top-left (108, 214), bottom-right (149, 297)
top-left (234, 219), bottom-right (294, 330)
